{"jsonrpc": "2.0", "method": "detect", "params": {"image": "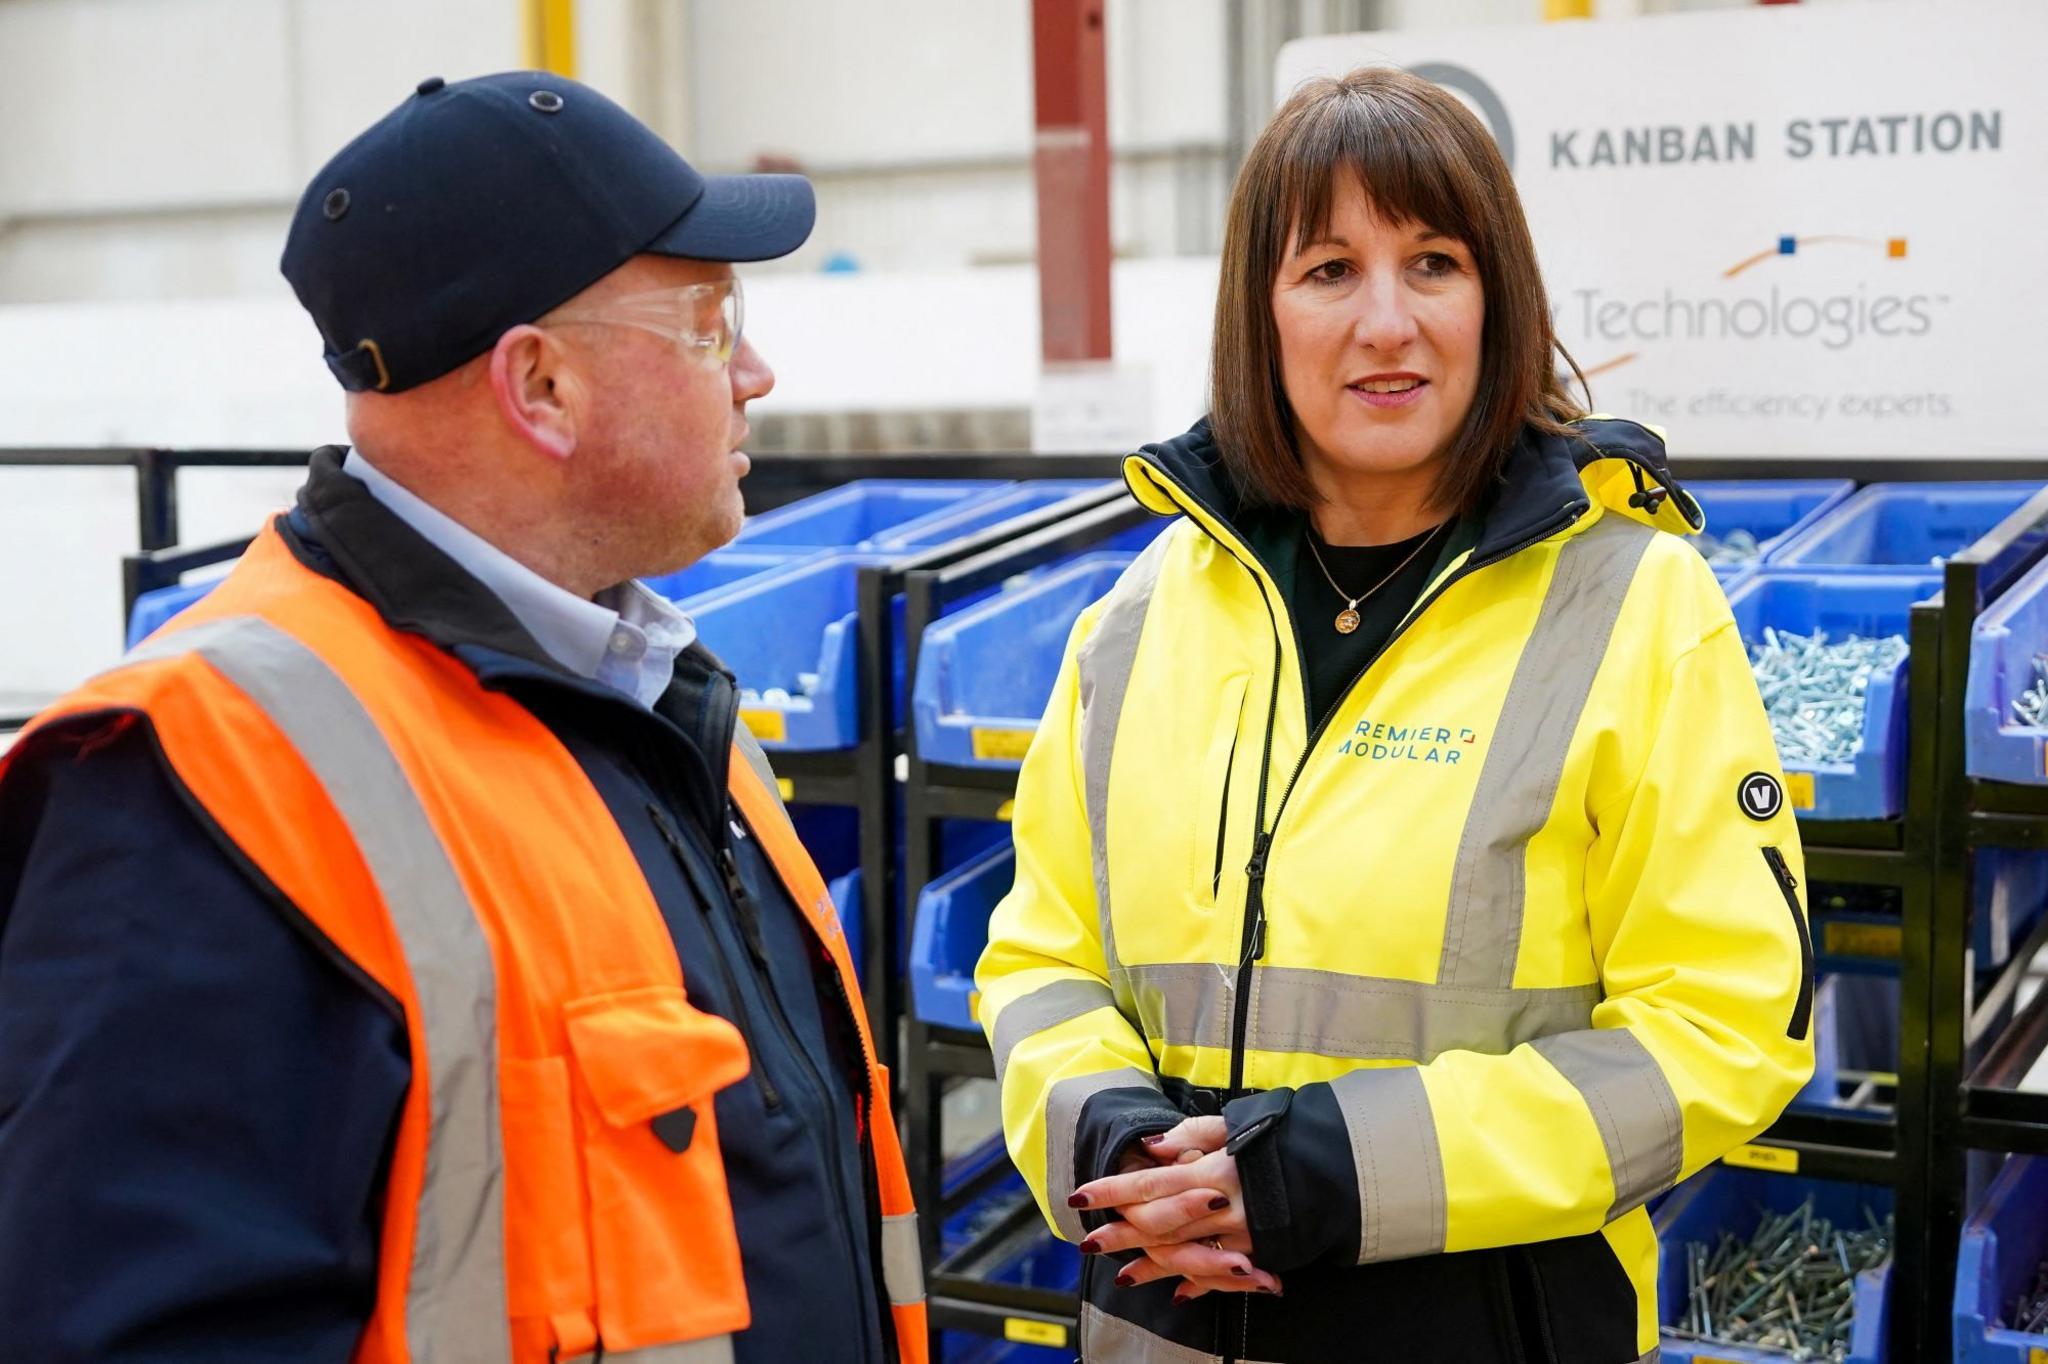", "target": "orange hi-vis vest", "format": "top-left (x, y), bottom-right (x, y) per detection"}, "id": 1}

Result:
top-left (3, 525), bottom-right (928, 1364)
